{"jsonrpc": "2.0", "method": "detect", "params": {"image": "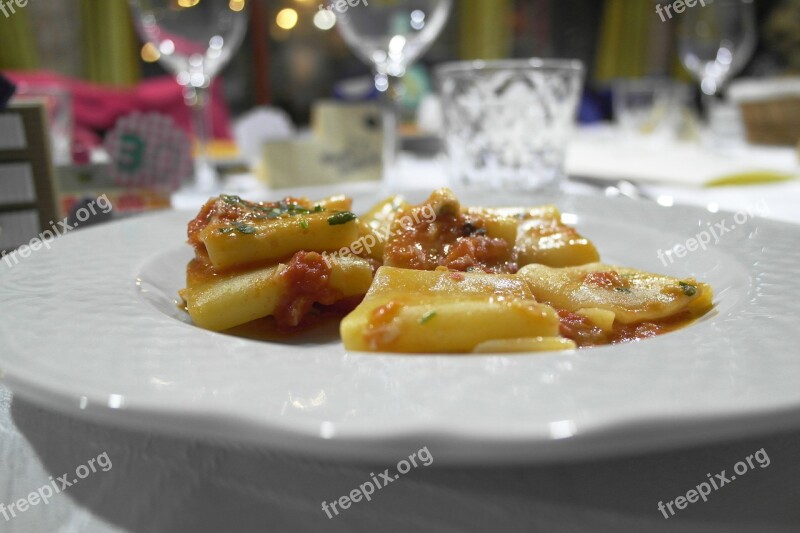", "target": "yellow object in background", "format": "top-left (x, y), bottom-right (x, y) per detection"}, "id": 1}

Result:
top-left (595, 0), bottom-right (691, 83)
top-left (595, 0), bottom-right (651, 82)
top-left (80, 0), bottom-right (140, 86)
top-left (705, 171), bottom-right (798, 187)
top-left (0, 6), bottom-right (38, 70)
top-left (199, 139), bottom-right (241, 160)
top-left (459, 0), bottom-right (513, 60)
